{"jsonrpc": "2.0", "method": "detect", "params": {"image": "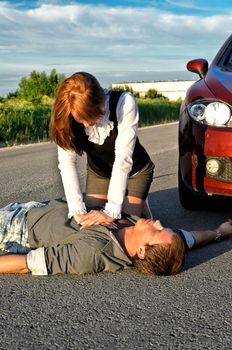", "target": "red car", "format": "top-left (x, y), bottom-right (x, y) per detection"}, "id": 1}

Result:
top-left (179, 34), bottom-right (232, 209)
